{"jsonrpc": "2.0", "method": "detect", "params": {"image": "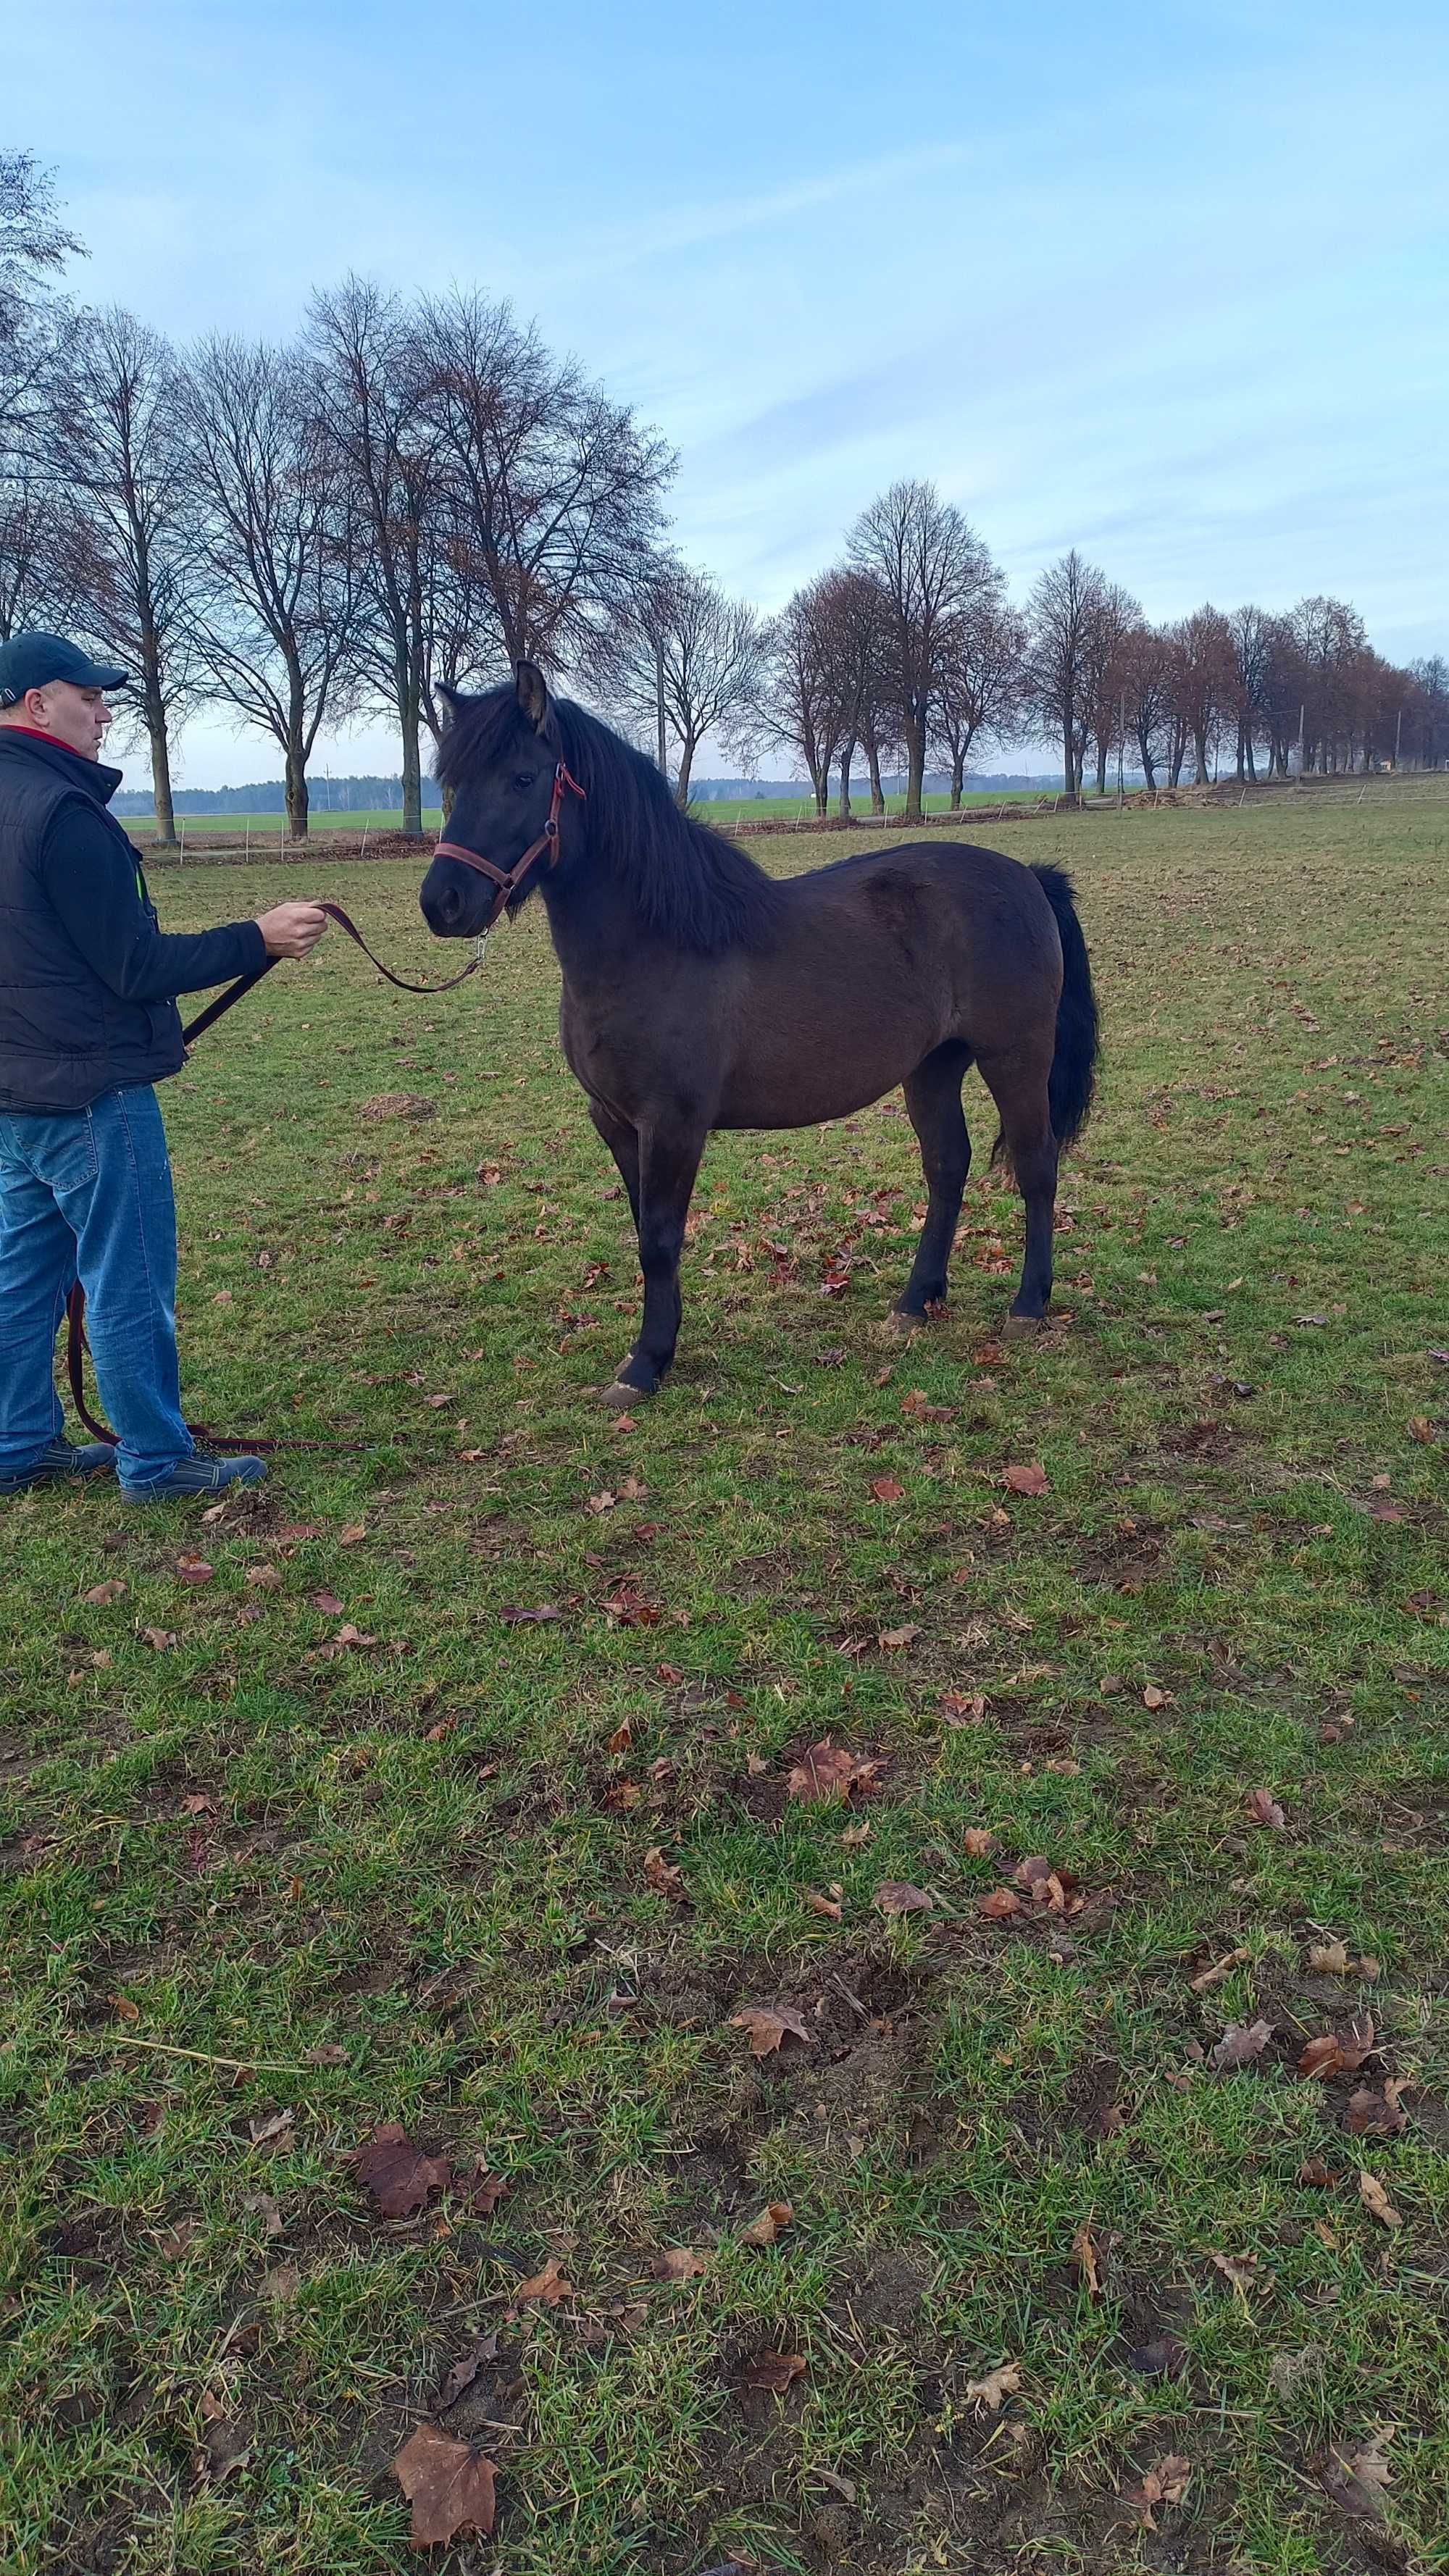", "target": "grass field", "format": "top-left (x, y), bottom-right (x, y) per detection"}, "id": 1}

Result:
top-left (2, 791), bottom-right (1447, 2576)
top-left (122, 788), bottom-right (1056, 842)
